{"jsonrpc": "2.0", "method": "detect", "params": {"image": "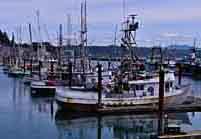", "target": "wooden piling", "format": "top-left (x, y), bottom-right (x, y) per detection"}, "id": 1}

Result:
top-left (68, 62), bottom-right (73, 88)
top-left (159, 69), bottom-right (165, 112)
top-left (50, 61), bottom-right (54, 79)
top-left (30, 58), bottom-right (33, 77)
top-left (23, 59), bottom-right (26, 73)
top-left (97, 64), bottom-right (102, 107)
top-left (38, 60), bottom-right (42, 80)
top-left (178, 64), bottom-right (182, 85)
top-left (158, 68), bottom-right (165, 136)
